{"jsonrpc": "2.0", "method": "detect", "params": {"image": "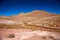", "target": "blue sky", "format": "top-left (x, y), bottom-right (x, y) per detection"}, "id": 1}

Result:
top-left (0, 0), bottom-right (60, 16)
